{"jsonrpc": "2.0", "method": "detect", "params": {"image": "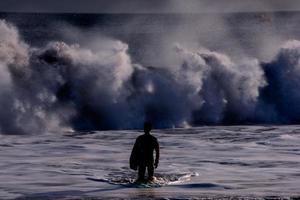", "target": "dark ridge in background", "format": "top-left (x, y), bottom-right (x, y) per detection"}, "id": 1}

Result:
top-left (0, 0), bottom-right (300, 13)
